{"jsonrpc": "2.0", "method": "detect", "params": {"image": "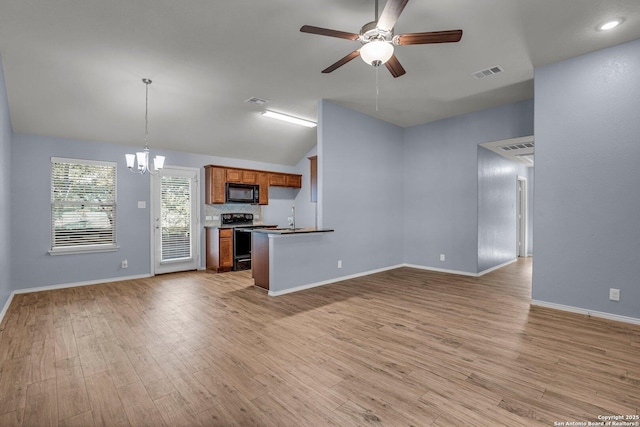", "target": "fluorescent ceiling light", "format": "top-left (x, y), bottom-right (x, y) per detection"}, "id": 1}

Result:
top-left (262, 110), bottom-right (317, 128)
top-left (598, 19), bottom-right (623, 31)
